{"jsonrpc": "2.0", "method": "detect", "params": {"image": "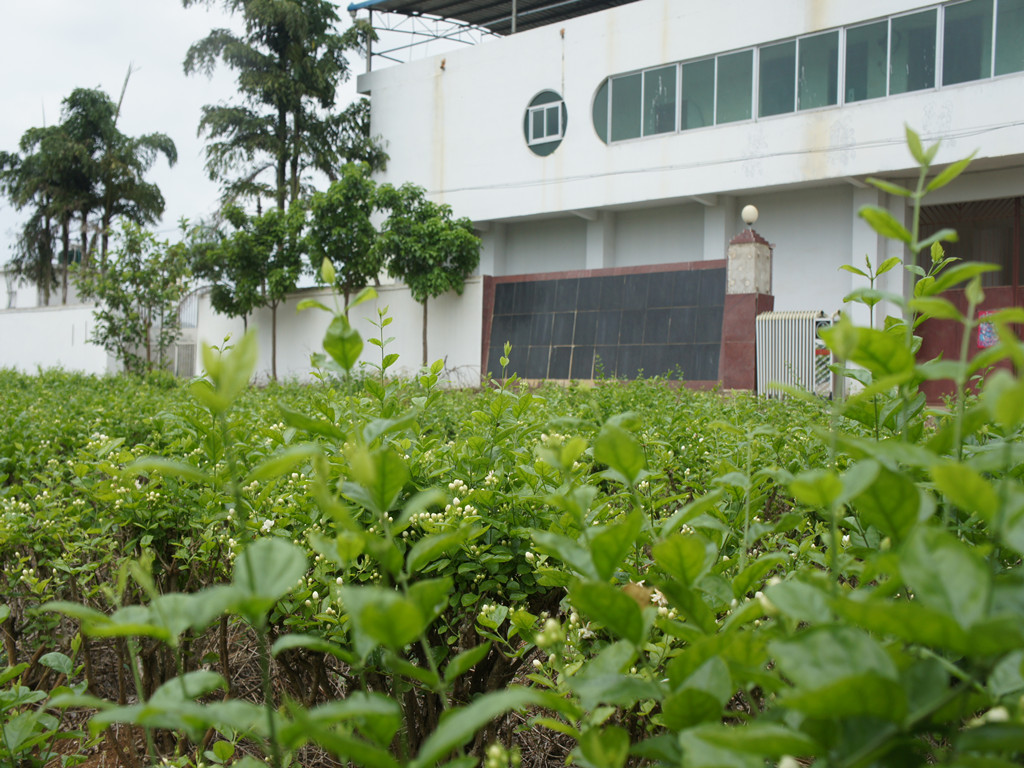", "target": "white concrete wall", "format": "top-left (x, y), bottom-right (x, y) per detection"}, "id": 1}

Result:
top-left (0, 305), bottom-right (112, 374)
top-left (195, 278), bottom-right (485, 385)
top-left (613, 204), bottom-right (705, 267)
top-left (359, 0), bottom-right (1024, 224)
top-left (503, 217), bottom-right (587, 274)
